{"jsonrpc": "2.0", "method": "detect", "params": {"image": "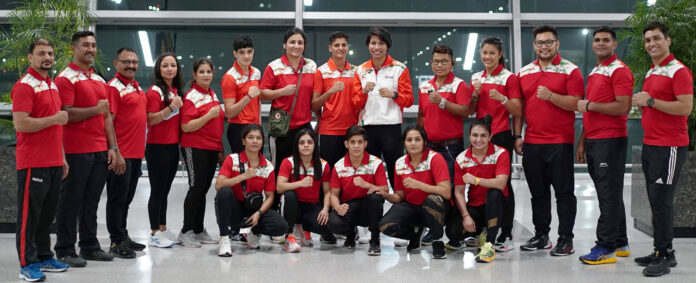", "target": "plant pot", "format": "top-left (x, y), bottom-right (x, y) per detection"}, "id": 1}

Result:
top-left (631, 145), bottom-right (696, 238)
